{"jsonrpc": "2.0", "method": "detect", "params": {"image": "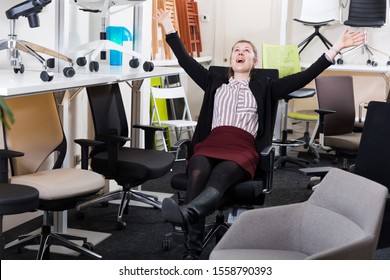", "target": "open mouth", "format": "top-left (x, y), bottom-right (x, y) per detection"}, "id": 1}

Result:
top-left (236, 58), bottom-right (245, 63)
